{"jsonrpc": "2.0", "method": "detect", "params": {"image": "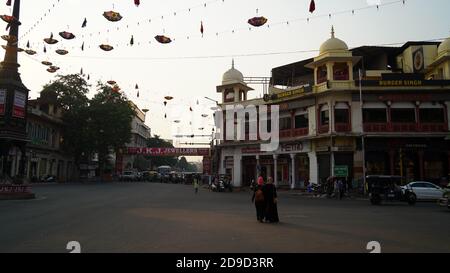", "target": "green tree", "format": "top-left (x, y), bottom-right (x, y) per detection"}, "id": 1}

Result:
top-left (89, 83), bottom-right (134, 177)
top-left (40, 74), bottom-right (92, 167)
